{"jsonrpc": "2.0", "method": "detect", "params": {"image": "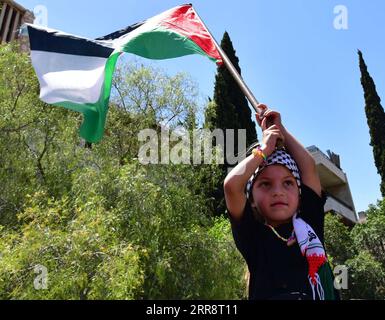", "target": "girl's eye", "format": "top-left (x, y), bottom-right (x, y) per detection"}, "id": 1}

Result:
top-left (284, 180), bottom-right (294, 186)
top-left (258, 182), bottom-right (270, 187)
